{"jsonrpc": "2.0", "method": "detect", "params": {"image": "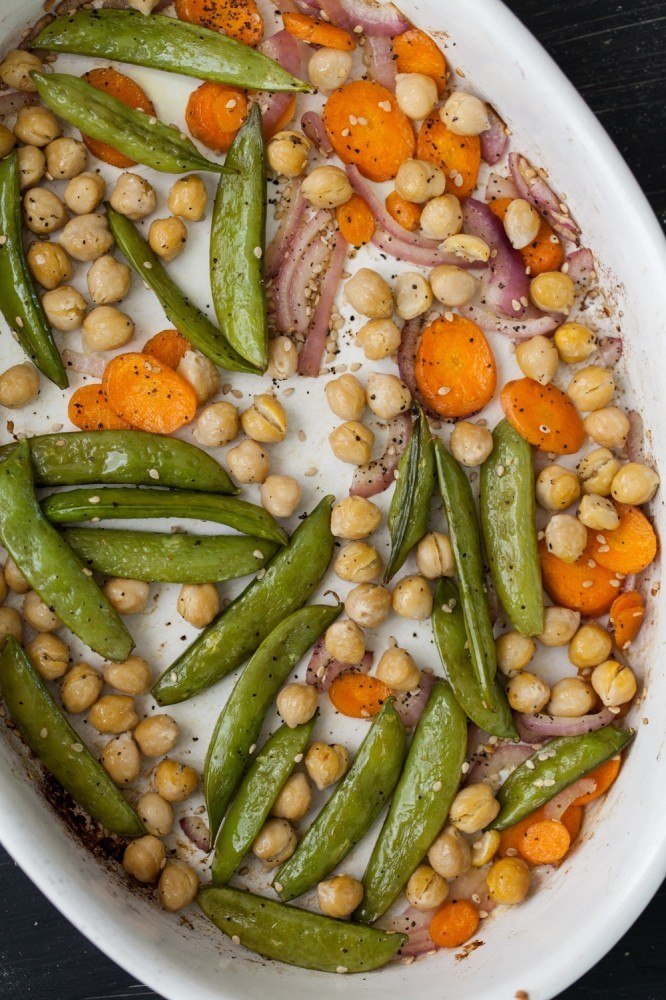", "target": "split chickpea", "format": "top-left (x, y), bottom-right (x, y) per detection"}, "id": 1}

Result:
top-left (578, 448), bottom-right (622, 497)
top-left (577, 494), bottom-right (620, 532)
top-left (334, 541), bottom-right (383, 583)
top-left (331, 496), bottom-right (381, 539)
top-left (329, 421), bottom-right (374, 466)
top-left (507, 671), bottom-right (550, 714)
top-left (591, 660), bottom-right (637, 707)
top-left (567, 366), bottom-right (615, 412)
top-left (25, 633), bottom-right (69, 680)
top-left (123, 835), bottom-right (165, 883)
top-left (241, 394), bottom-right (287, 443)
top-left (42, 286), bottom-right (86, 331)
top-left (416, 532), bottom-right (455, 579)
top-left (449, 783), bottom-right (500, 833)
top-left (406, 865), bottom-right (449, 911)
top-left (15, 107), bottom-right (60, 147)
top-left (394, 272), bottom-right (433, 320)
